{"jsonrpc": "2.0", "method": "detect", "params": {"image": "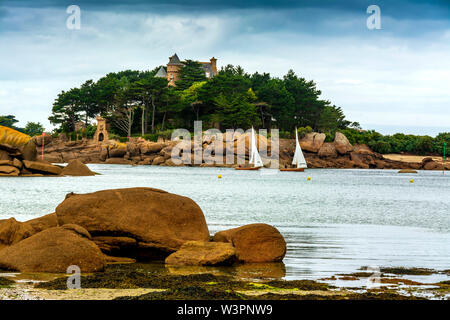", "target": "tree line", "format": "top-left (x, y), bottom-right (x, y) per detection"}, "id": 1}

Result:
top-left (3, 60), bottom-right (437, 156)
top-left (0, 115), bottom-right (45, 136)
top-left (48, 61), bottom-right (360, 138)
